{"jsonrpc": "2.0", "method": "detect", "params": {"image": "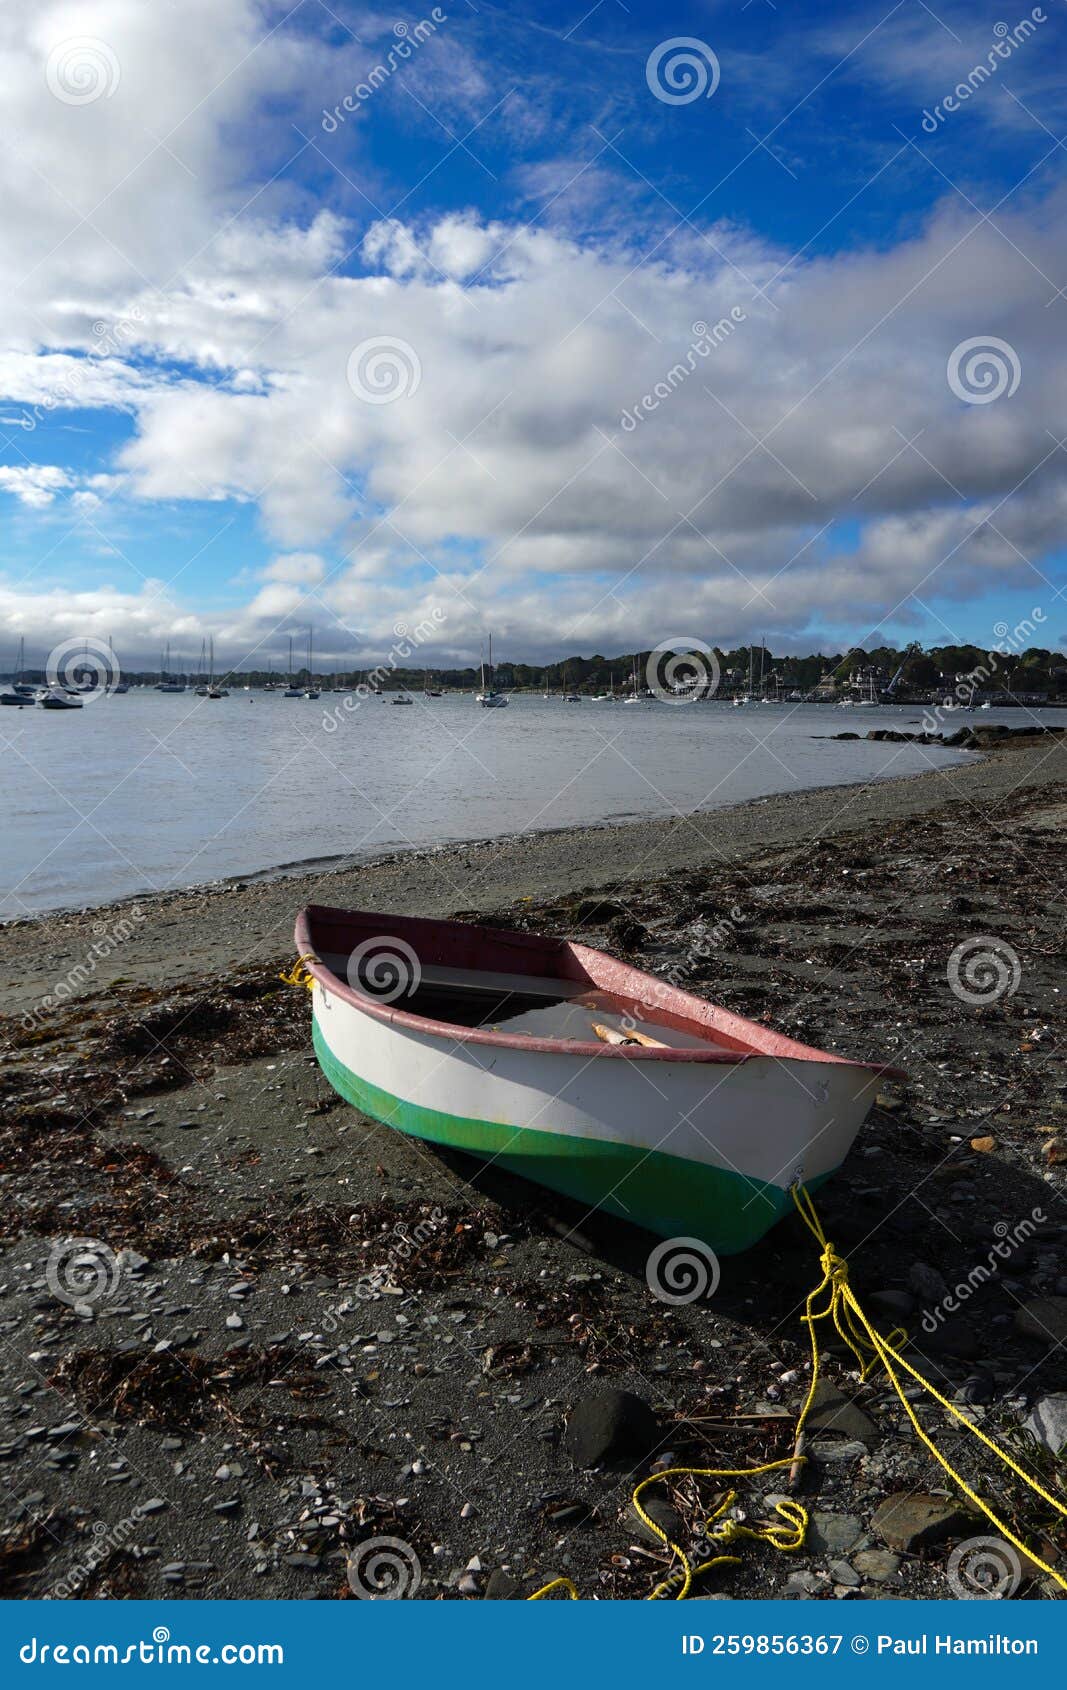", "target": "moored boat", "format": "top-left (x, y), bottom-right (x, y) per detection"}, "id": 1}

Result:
top-left (292, 906), bottom-right (899, 1254)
